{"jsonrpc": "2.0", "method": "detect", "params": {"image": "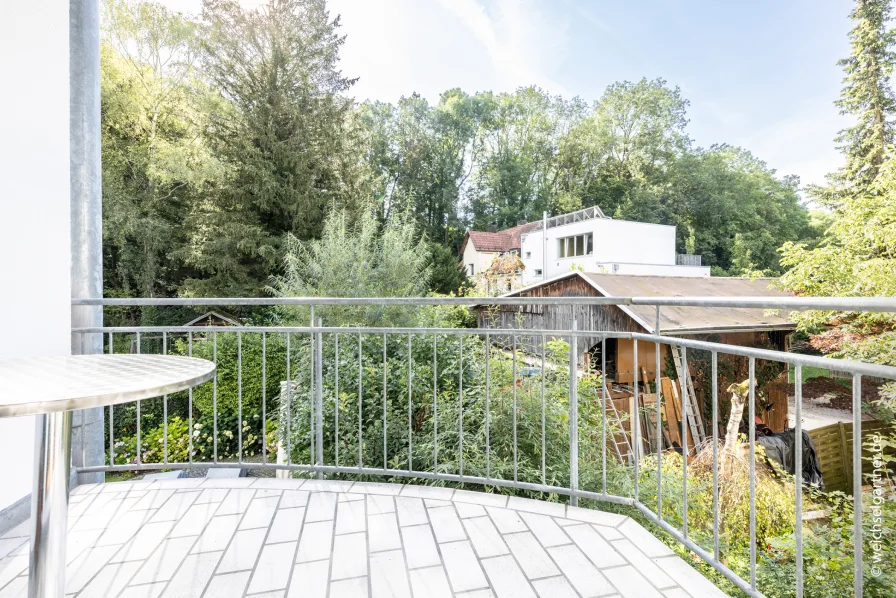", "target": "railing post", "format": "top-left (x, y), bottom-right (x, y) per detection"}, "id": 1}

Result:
top-left (315, 317), bottom-right (324, 479)
top-left (569, 319), bottom-right (578, 507)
